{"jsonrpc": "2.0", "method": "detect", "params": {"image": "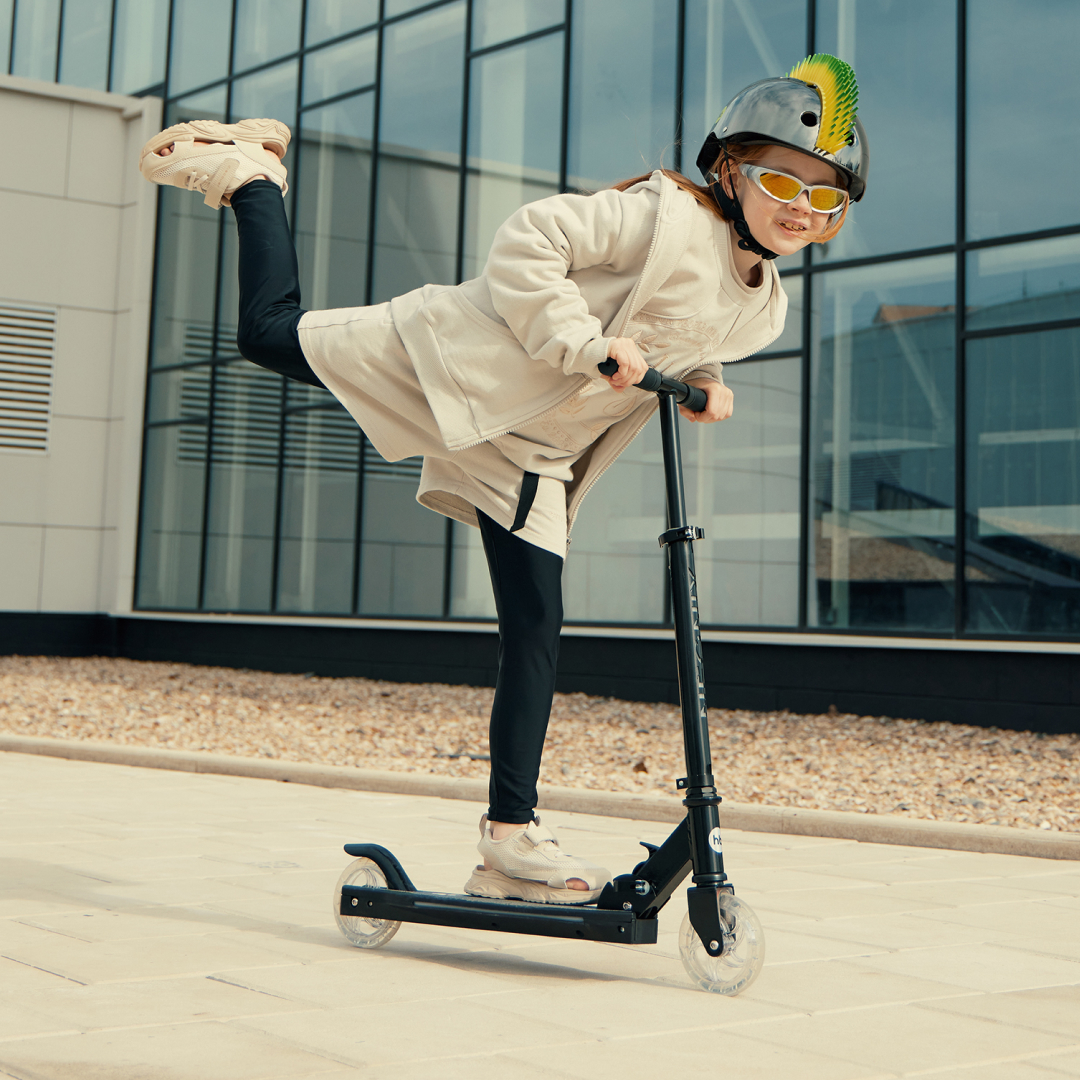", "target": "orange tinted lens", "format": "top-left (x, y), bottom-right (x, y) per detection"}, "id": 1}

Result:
top-left (809, 188), bottom-right (847, 212)
top-left (758, 171), bottom-right (802, 201)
